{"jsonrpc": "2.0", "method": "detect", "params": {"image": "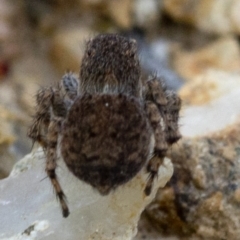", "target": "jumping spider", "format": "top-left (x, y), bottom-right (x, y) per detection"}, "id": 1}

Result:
top-left (28, 34), bottom-right (181, 218)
